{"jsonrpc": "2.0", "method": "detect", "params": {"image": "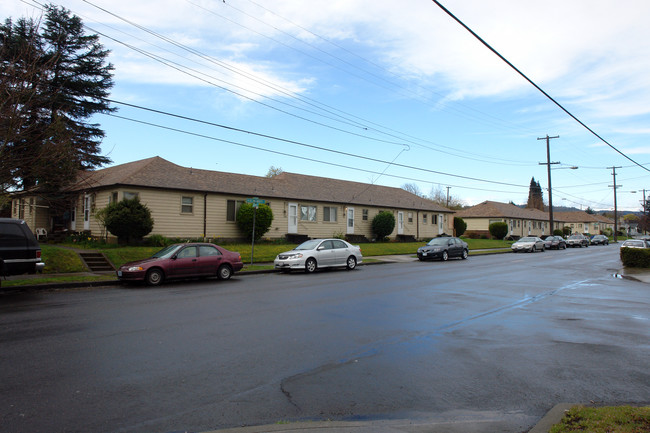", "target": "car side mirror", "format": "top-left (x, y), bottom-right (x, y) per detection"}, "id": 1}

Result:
top-left (317, 246), bottom-right (324, 251)
top-left (171, 255), bottom-right (177, 260)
